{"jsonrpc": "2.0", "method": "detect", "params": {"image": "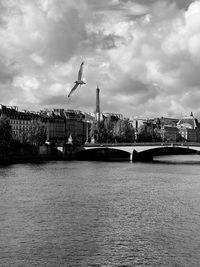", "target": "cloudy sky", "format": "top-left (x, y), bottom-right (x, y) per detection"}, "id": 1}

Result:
top-left (1, 0), bottom-right (200, 118)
